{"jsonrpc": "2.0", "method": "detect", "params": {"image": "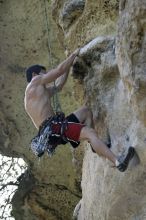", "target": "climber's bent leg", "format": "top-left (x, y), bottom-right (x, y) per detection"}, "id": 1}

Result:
top-left (79, 126), bottom-right (136, 172)
top-left (79, 126), bottom-right (116, 165)
top-left (73, 105), bottom-right (94, 128)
